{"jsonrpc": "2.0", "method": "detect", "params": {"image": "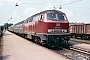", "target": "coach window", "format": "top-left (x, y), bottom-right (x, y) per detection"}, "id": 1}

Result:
top-left (29, 18), bottom-right (32, 22)
top-left (29, 19), bottom-right (31, 22)
top-left (27, 20), bottom-right (28, 23)
top-left (26, 20), bottom-right (28, 23)
top-left (28, 18), bottom-right (30, 22)
top-left (24, 20), bottom-right (26, 23)
top-left (31, 17), bottom-right (33, 22)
